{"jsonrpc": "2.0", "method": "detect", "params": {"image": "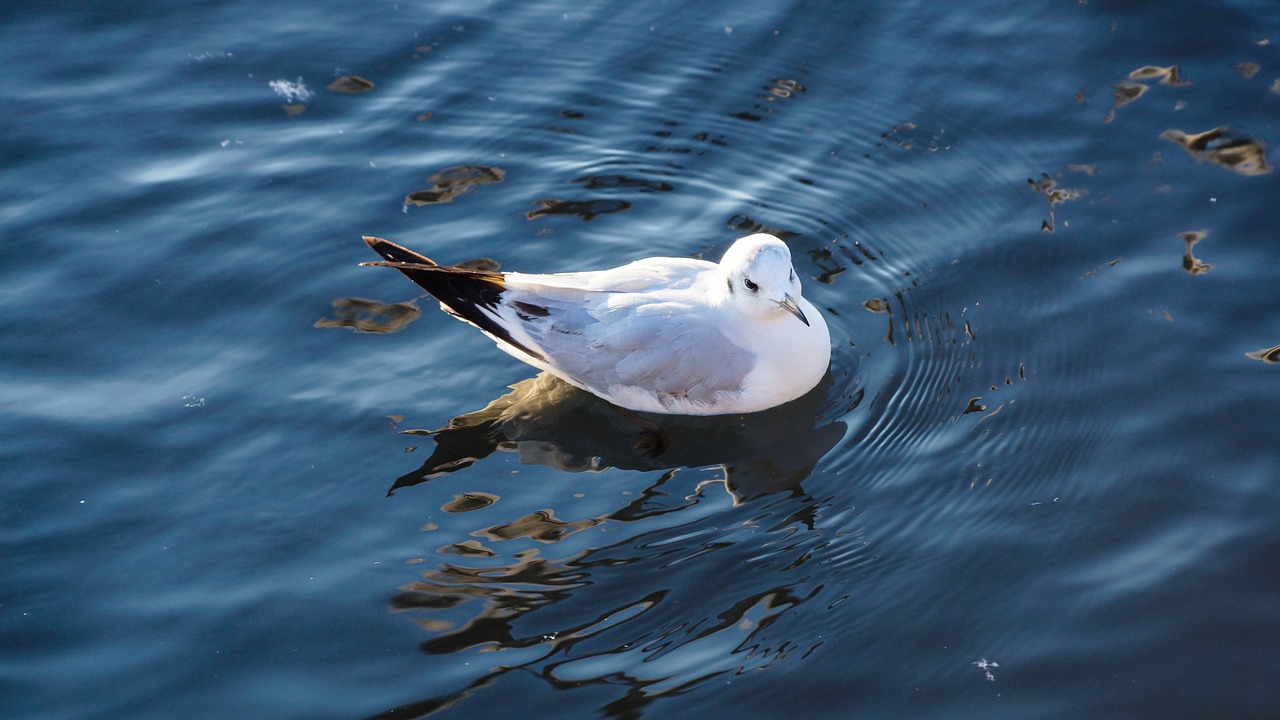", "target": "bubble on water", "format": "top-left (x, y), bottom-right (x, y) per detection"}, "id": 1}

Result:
top-left (269, 77), bottom-right (313, 104)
